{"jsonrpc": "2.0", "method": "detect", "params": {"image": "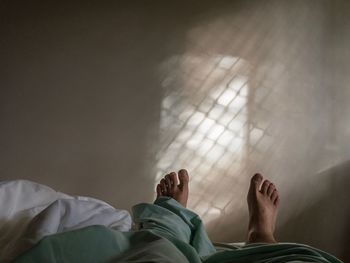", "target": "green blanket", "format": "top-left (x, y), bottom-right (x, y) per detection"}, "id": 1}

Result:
top-left (14, 197), bottom-right (343, 263)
